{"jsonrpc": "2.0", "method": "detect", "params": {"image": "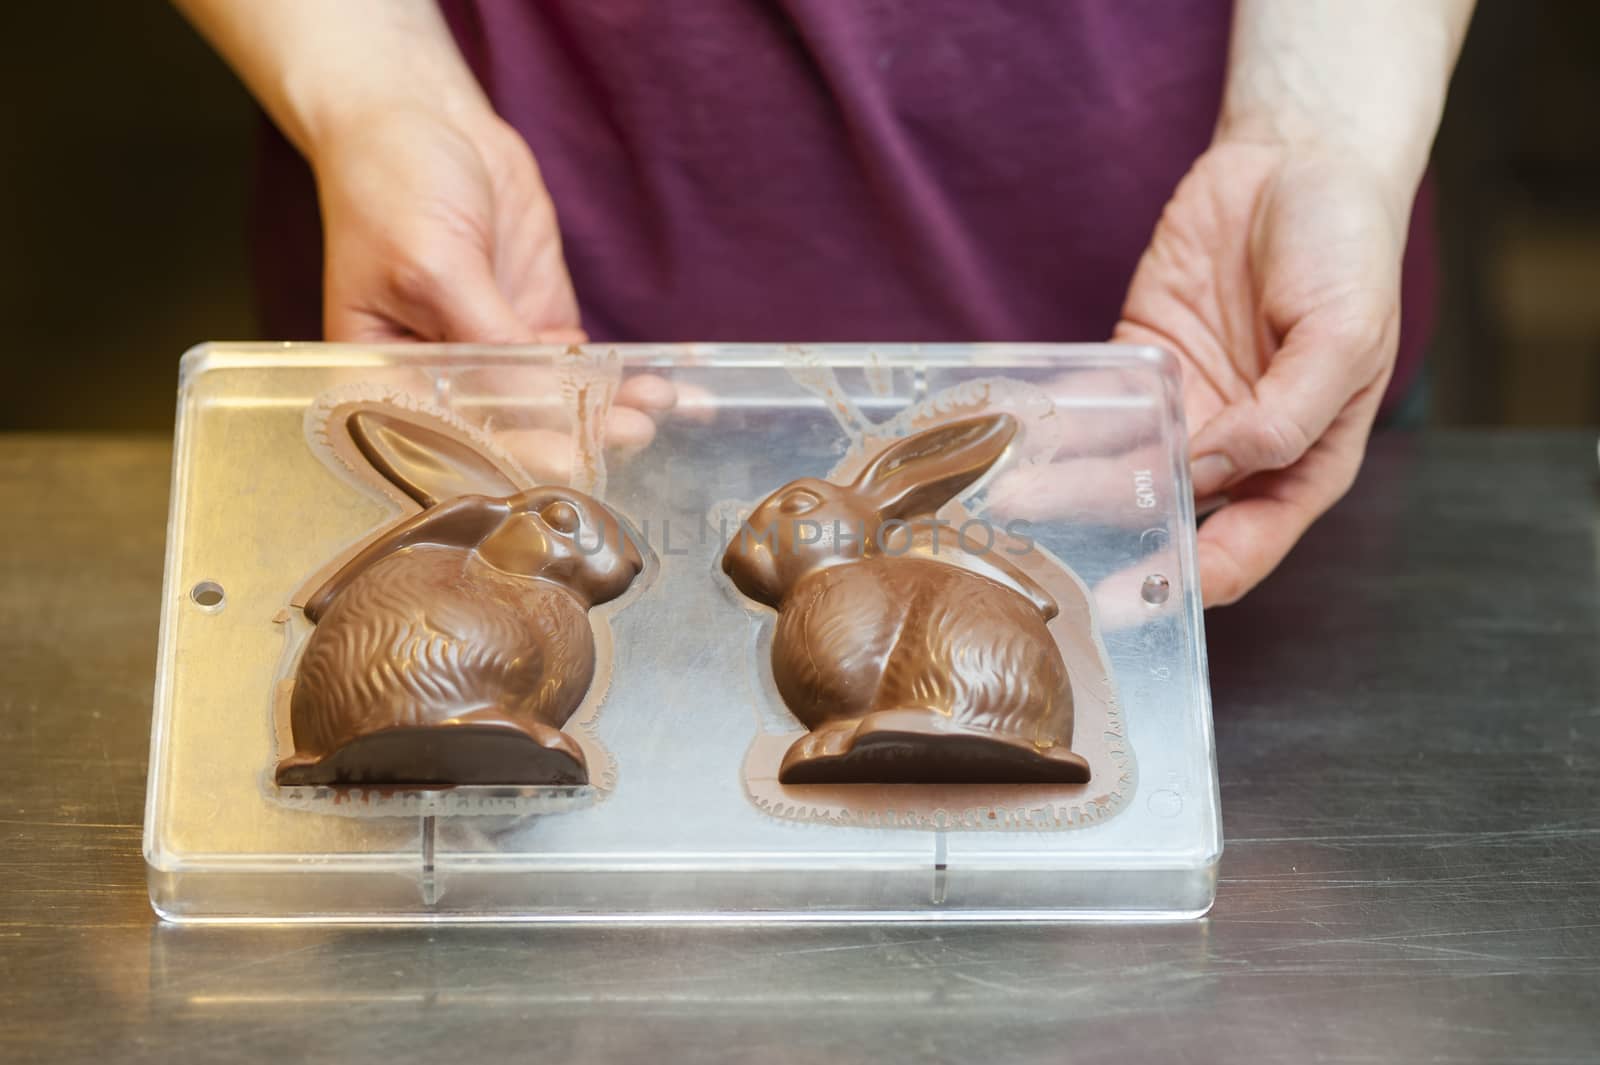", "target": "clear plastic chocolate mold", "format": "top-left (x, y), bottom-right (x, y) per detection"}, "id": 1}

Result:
top-left (143, 342), bottom-right (1220, 922)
